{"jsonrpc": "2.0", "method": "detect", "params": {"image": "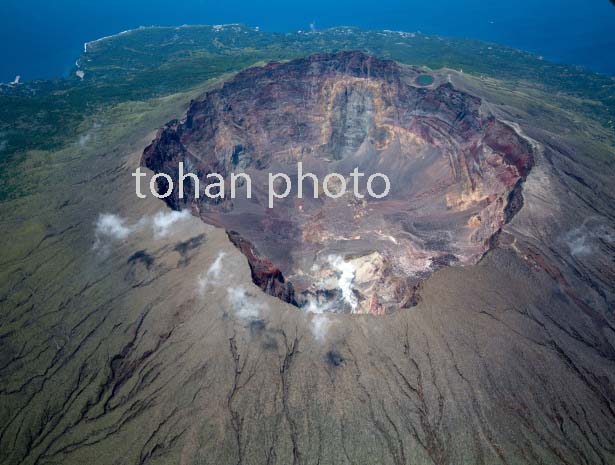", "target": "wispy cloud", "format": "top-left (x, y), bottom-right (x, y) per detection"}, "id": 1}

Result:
top-left (93, 209), bottom-right (192, 252)
top-left (227, 286), bottom-right (265, 320)
top-left (197, 251), bottom-right (226, 295)
top-left (150, 210), bottom-right (191, 239)
top-left (310, 314), bottom-right (331, 341)
top-left (197, 254), bottom-right (266, 321)
top-left (564, 219), bottom-right (615, 258)
top-left (566, 229), bottom-right (593, 257)
top-left (94, 213), bottom-right (134, 252)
